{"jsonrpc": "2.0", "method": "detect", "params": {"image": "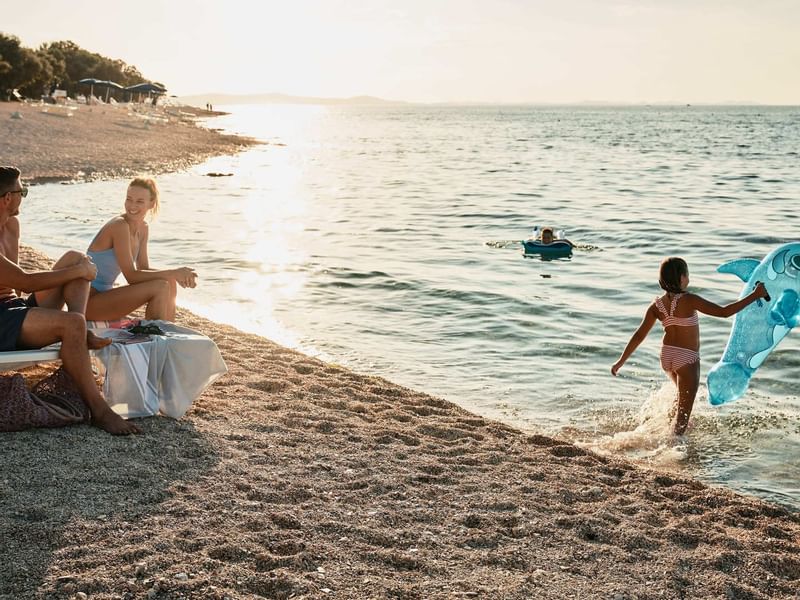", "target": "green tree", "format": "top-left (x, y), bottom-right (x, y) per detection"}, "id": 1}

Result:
top-left (1, 34), bottom-right (163, 101)
top-left (0, 33), bottom-right (31, 93)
